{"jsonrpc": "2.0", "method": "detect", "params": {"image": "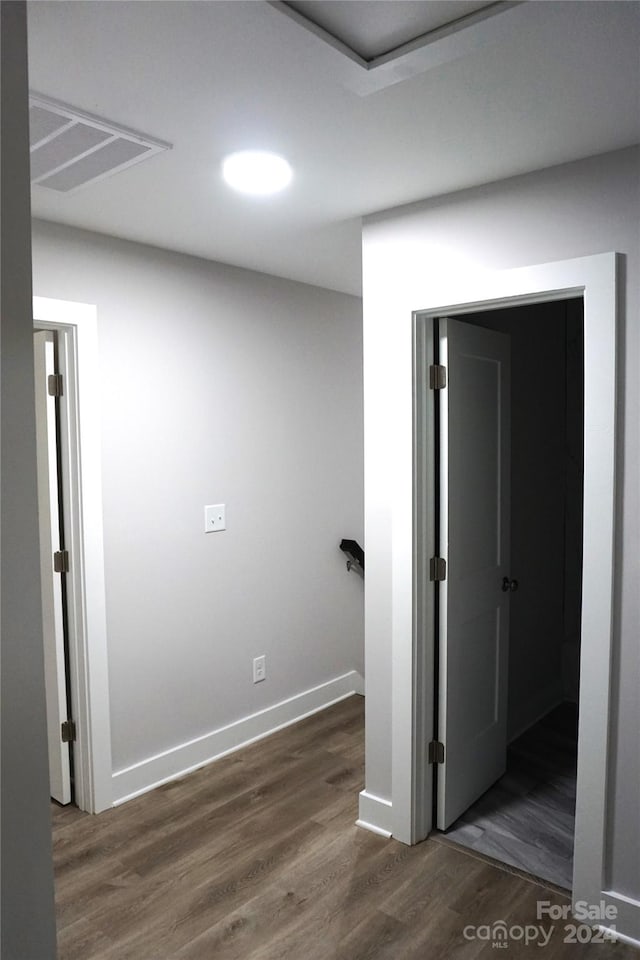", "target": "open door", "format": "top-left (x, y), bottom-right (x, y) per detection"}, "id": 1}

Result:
top-left (34, 330), bottom-right (72, 805)
top-left (436, 318), bottom-right (511, 829)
